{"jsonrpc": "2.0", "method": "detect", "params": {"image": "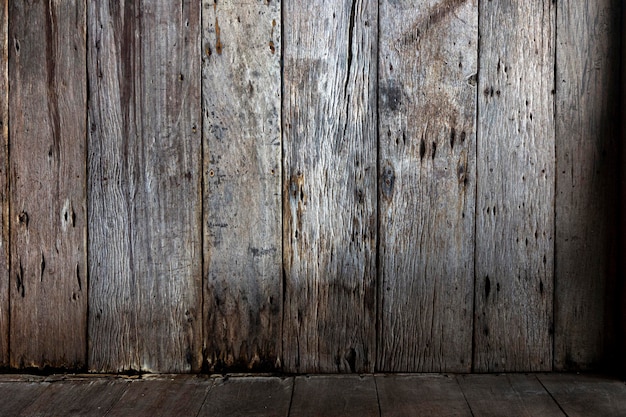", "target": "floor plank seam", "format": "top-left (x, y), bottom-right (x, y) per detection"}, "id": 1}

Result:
top-left (373, 375), bottom-right (382, 417)
top-left (536, 375), bottom-right (571, 417)
top-left (286, 376), bottom-right (295, 417)
top-left (455, 375), bottom-right (476, 417)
